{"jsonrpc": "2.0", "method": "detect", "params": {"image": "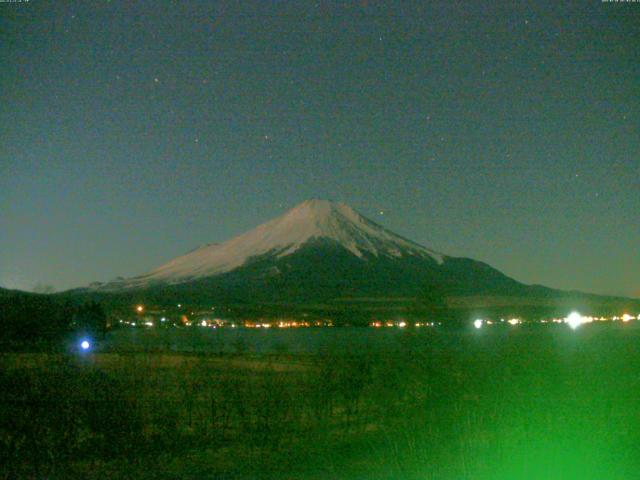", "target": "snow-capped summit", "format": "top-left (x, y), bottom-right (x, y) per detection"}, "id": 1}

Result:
top-left (107, 199), bottom-right (444, 289)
